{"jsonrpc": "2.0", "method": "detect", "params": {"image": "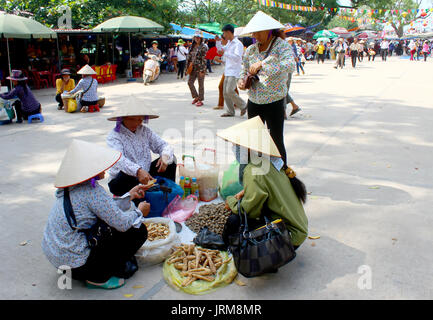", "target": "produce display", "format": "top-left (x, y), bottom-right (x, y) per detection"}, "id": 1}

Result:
top-left (145, 222), bottom-right (170, 241)
top-left (163, 244), bottom-right (237, 295)
top-left (185, 203), bottom-right (232, 235)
